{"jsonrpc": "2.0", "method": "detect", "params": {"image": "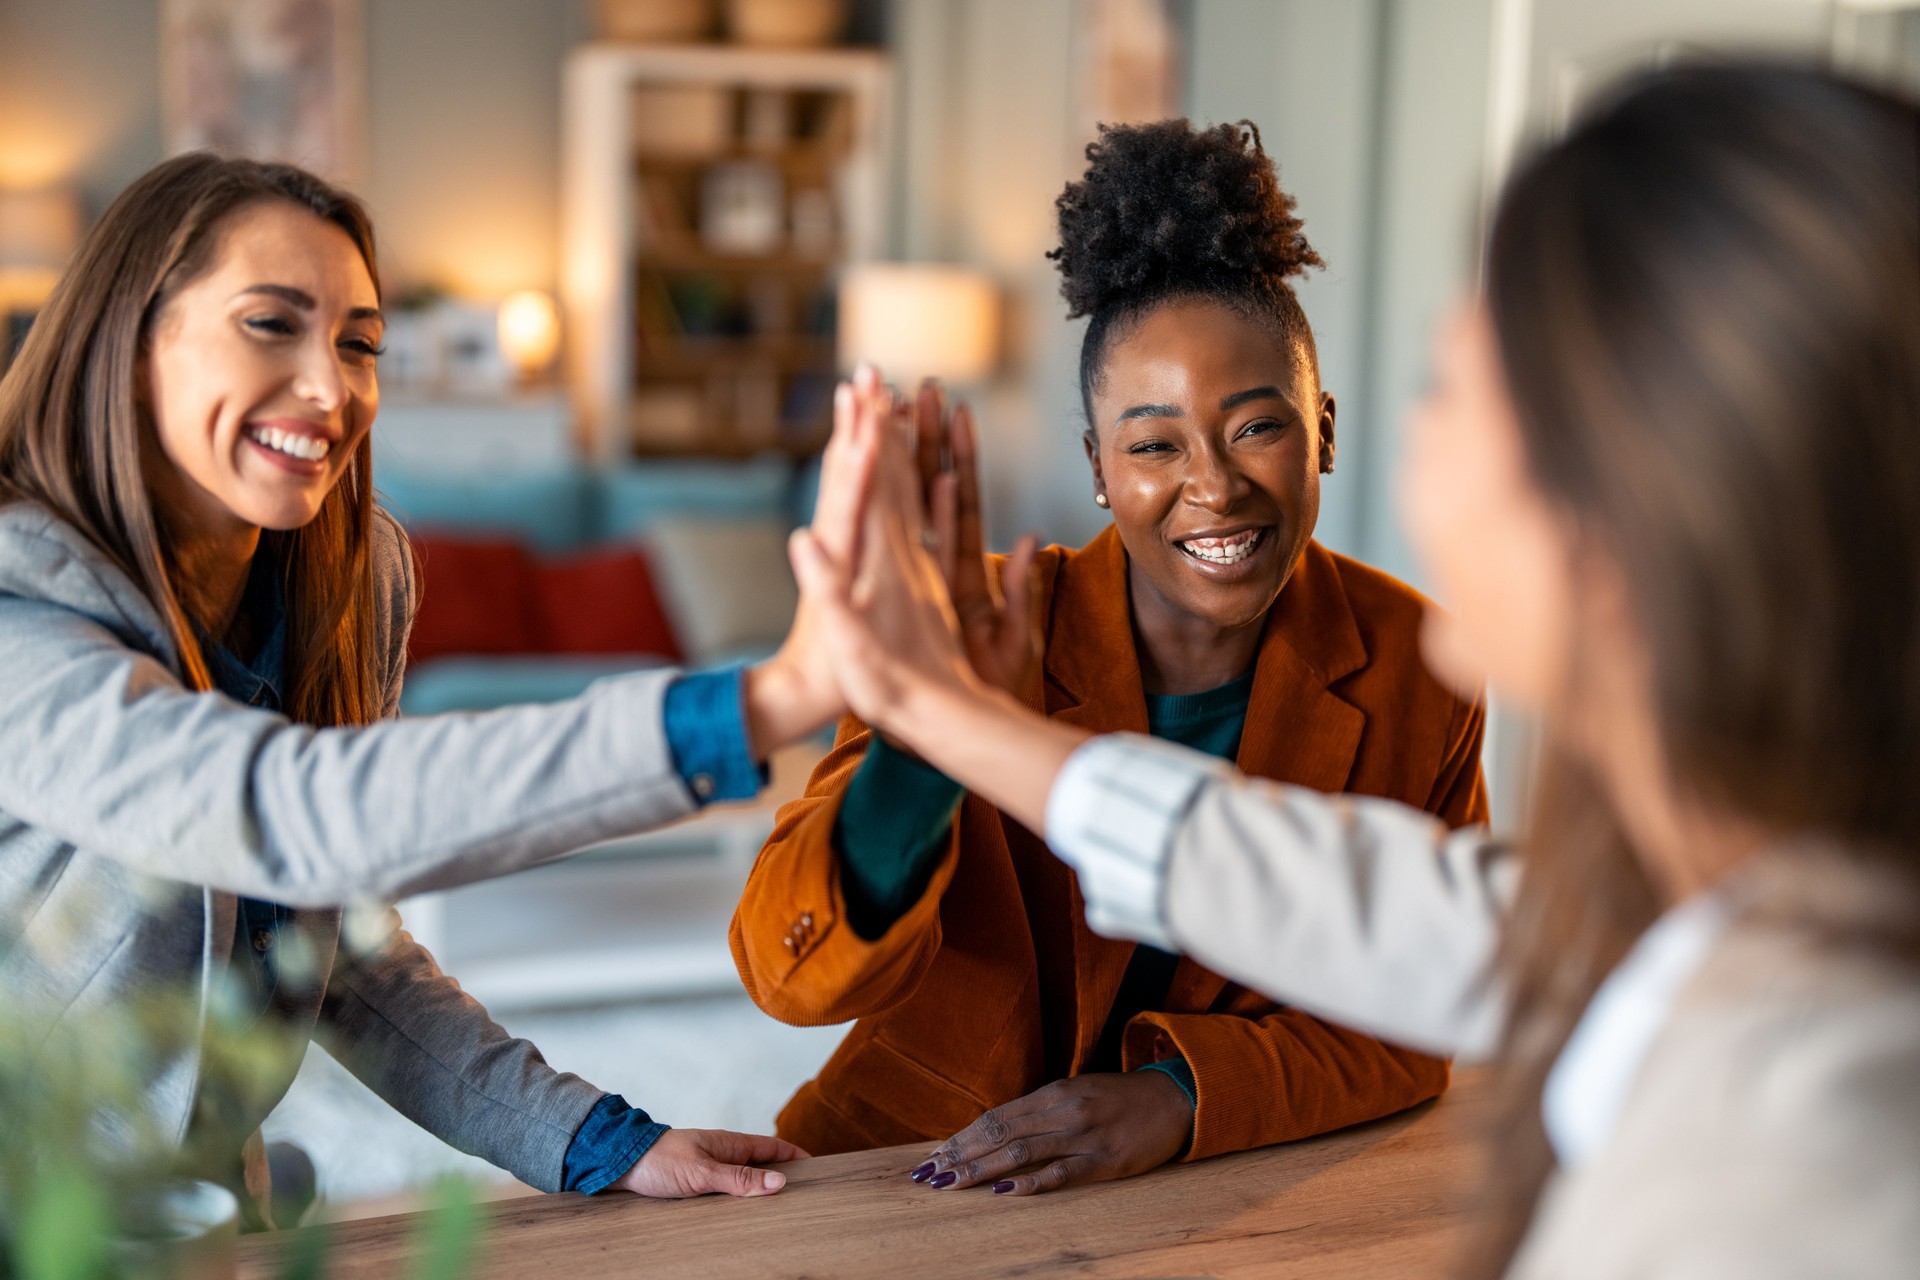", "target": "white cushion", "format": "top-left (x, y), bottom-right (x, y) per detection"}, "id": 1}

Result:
top-left (641, 516), bottom-right (798, 662)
